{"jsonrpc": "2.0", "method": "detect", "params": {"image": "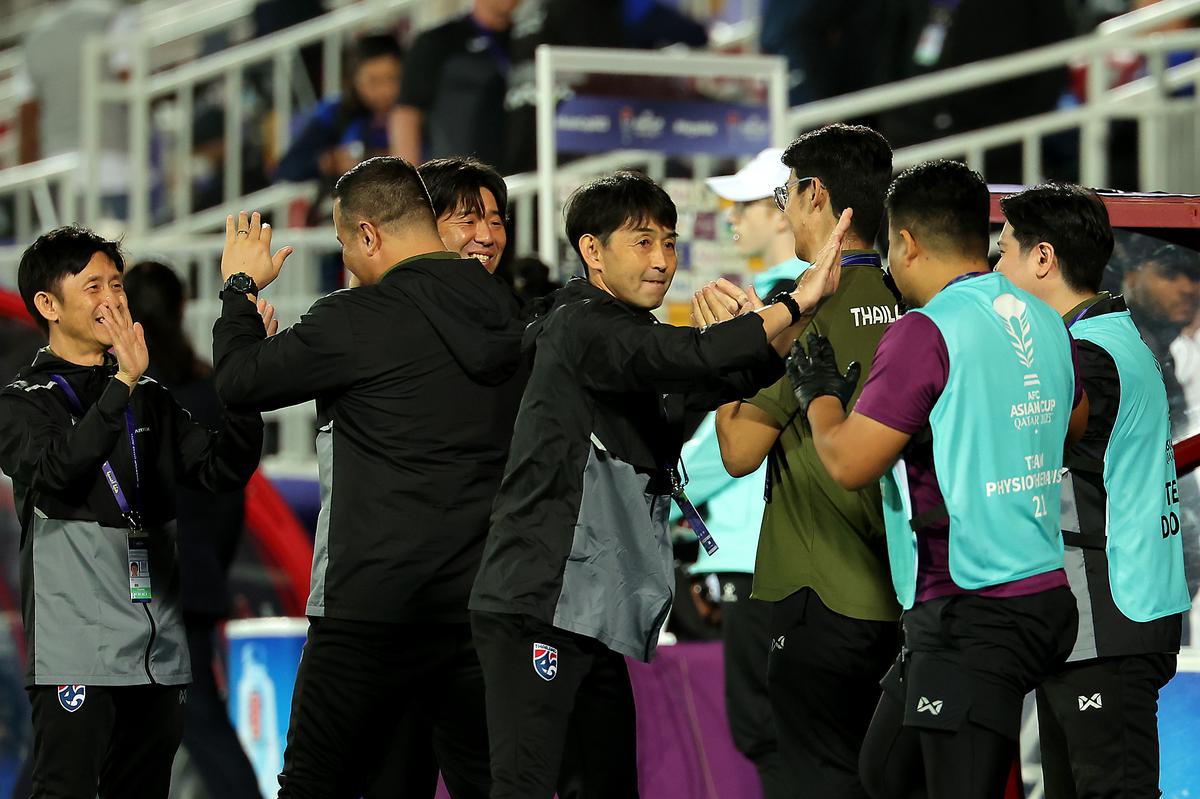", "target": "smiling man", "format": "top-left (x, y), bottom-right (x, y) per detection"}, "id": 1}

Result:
top-left (418, 157), bottom-right (509, 274)
top-left (0, 226), bottom-right (264, 799)
top-left (468, 170), bottom-right (853, 798)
